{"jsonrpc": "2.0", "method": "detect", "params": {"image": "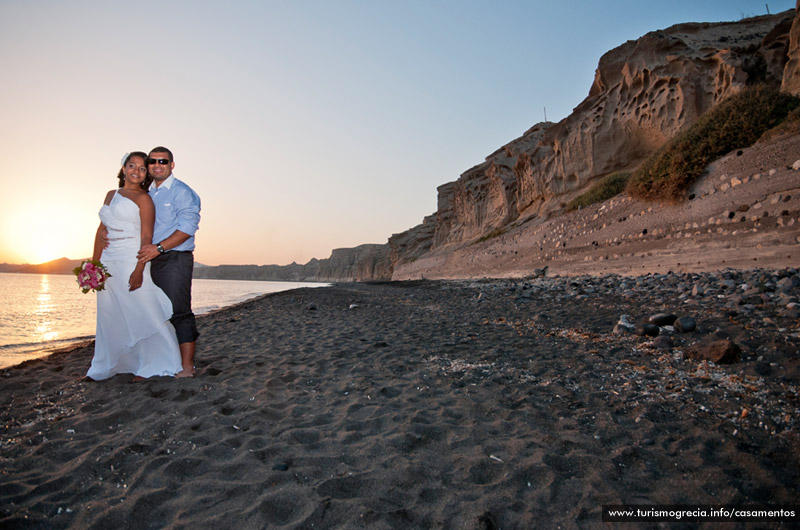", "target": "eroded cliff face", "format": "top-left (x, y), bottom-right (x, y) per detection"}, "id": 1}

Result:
top-left (391, 10), bottom-right (796, 270)
top-left (194, 244), bottom-right (392, 283)
top-left (315, 244), bottom-right (393, 282)
top-left (782, 2), bottom-right (800, 95)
